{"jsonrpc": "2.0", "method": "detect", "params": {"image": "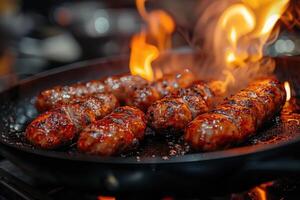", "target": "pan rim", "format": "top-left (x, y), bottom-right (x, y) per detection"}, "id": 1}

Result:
top-left (1, 55), bottom-right (299, 164)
